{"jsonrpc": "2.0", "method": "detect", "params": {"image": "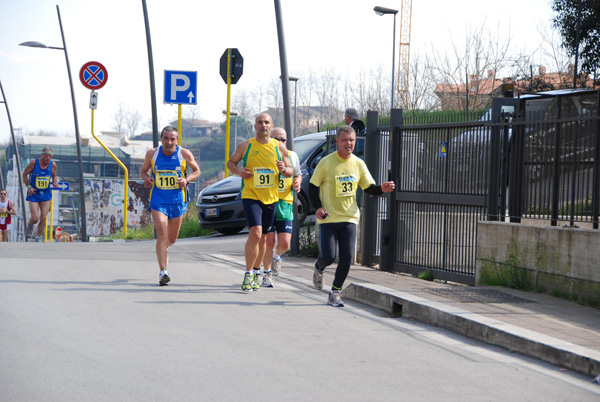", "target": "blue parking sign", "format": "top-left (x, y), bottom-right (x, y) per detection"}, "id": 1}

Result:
top-left (164, 70), bottom-right (197, 105)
